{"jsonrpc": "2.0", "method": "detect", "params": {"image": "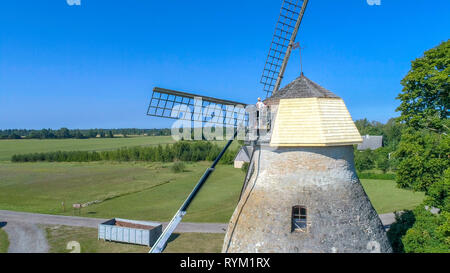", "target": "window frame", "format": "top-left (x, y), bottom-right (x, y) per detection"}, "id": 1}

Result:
top-left (291, 205), bottom-right (308, 232)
